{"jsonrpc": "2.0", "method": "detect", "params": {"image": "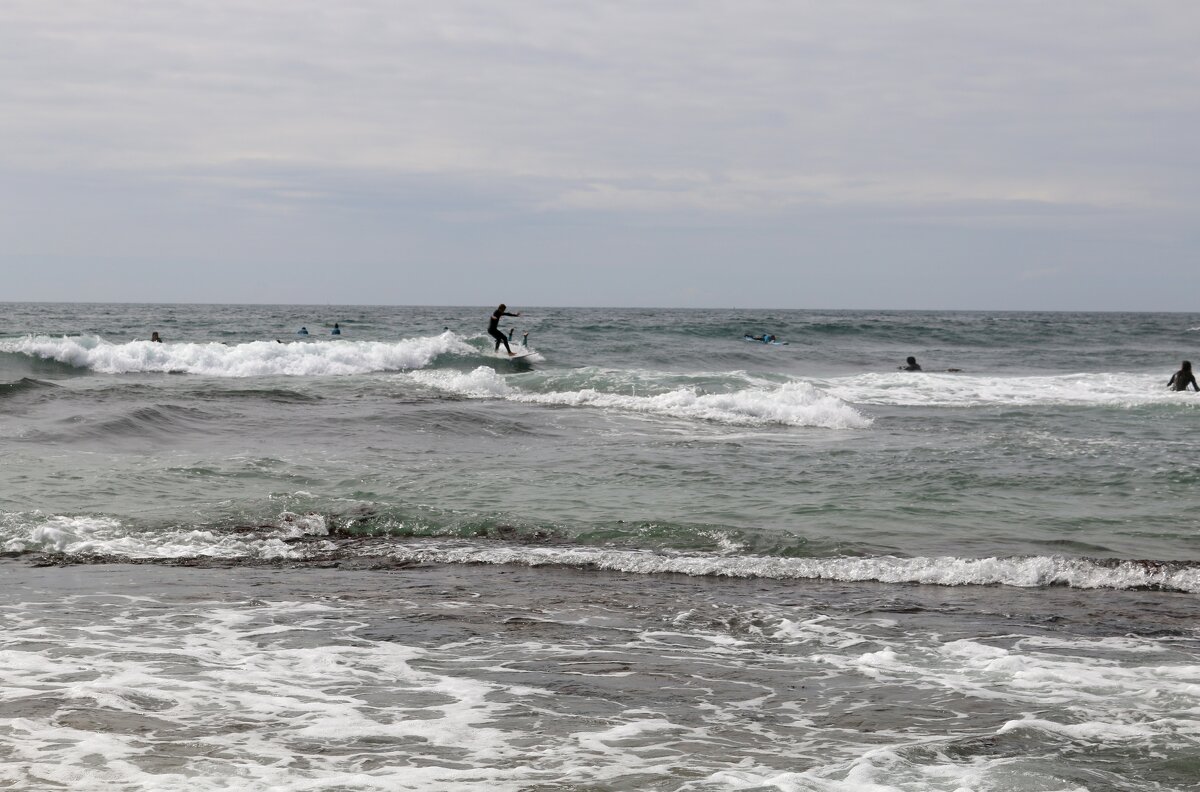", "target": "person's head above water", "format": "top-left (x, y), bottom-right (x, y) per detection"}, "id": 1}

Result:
top-left (906, 356), bottom-right (917, 365)
top-left (1182, 360), bottom-right (1192, 372)
top-left (498, 303), bottom-right (506, 311)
